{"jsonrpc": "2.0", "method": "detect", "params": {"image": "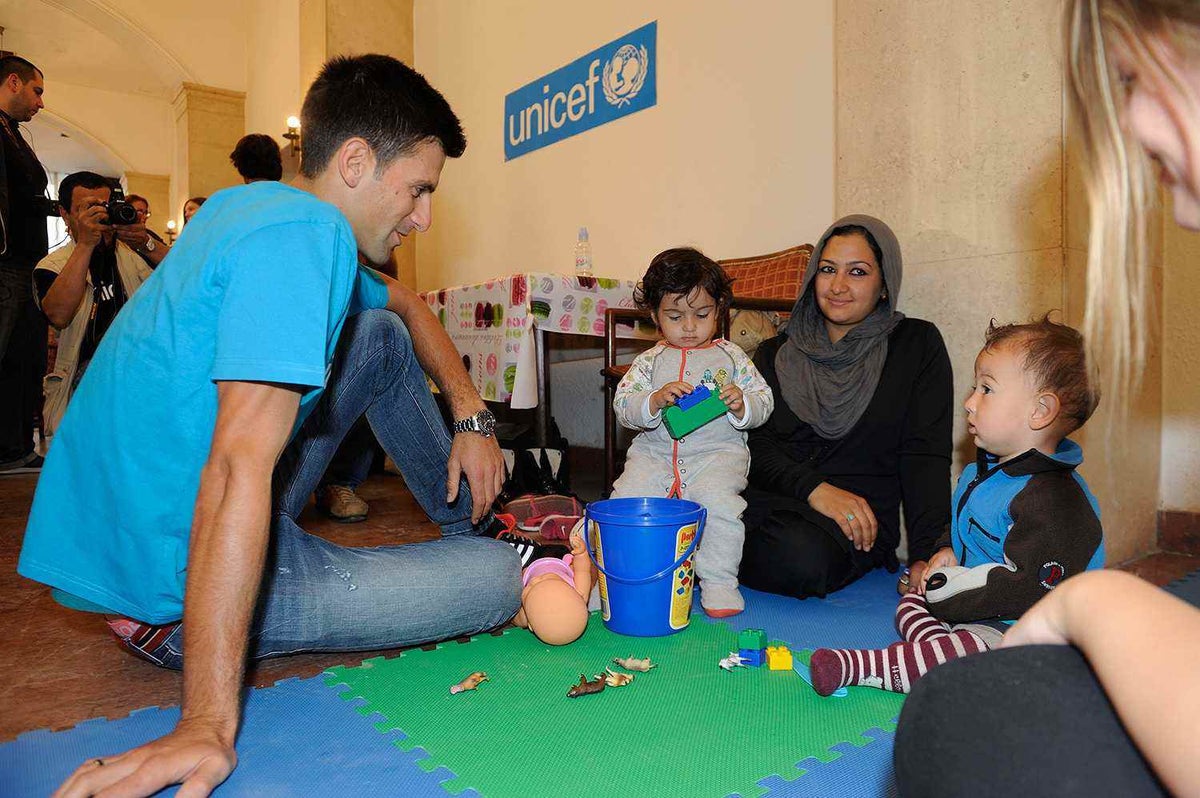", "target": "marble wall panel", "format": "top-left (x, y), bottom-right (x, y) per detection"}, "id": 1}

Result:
top-left (837, 0), bottom-right (1064, 264)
